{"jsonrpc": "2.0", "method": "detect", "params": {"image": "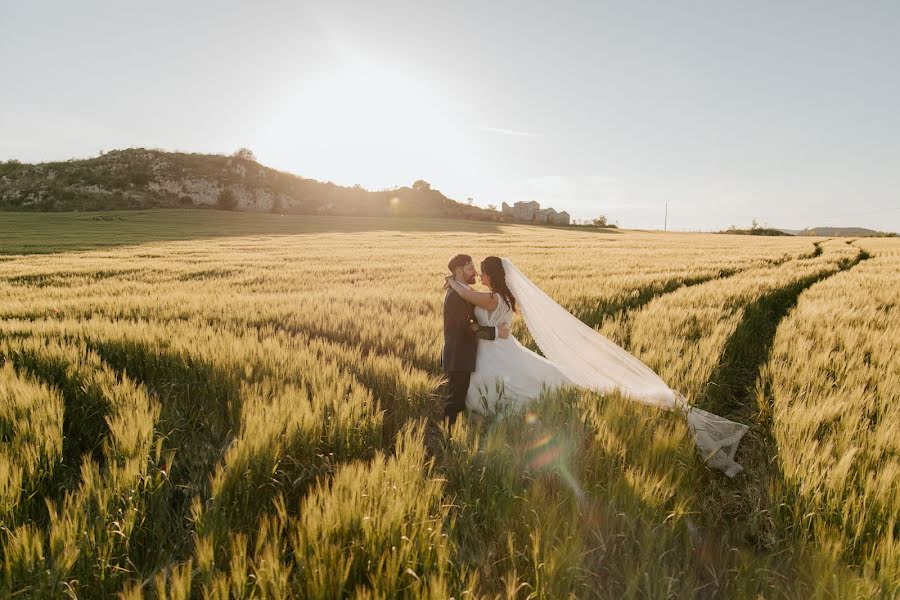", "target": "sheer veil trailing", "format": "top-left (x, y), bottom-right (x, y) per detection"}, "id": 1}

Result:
top-left (501, 258), bottom-right (749, 477)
